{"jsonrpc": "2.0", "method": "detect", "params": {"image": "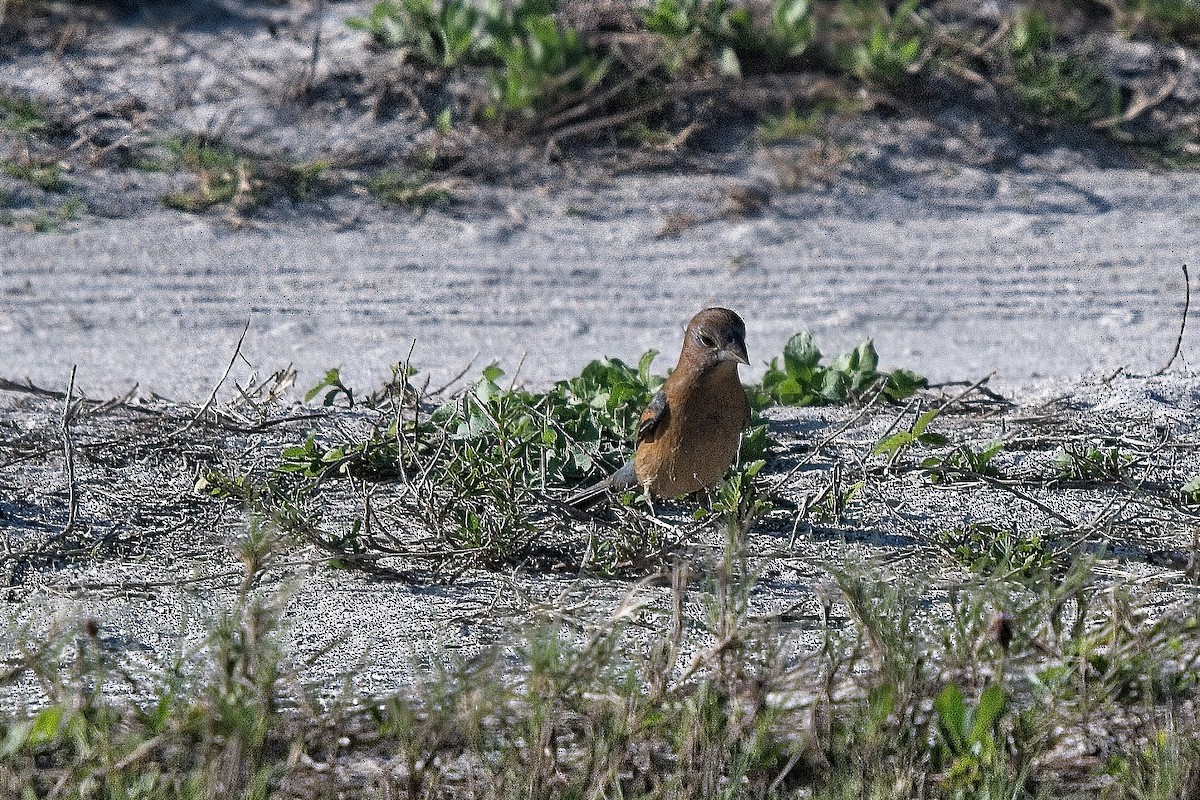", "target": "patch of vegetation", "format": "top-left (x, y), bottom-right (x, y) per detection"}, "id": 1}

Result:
top-left (757, 104), bottom-right (829, 142)
top-left (204, 331), bottom-right (921, 576)
top-left (367, 169), bottom-right (456, 207)
top-left (755, 332), bottom-right (927, 407)
top-left (922, 438), bottom-right (1005, 483)
top-left (348, 0), bottom-right (485, 66)
top-left (0, 94), bottom-right (47, 135)
top-left (7, 346), bottom-right (1200, 798)
top-left (643, 0), bottom-right (815, 77)
top-left (0, 195), bottom-right (81, 233)
top-left (1053, 441), bottom-right (1132, 482)
top-left (938, 522), bottom-right (1055, 583)
top-left (872, 405), bottom-right (948, 466)
top-left (280, 158), bottom-right (330, 201)
top-left (1115, 0), bottom-right (1200, 42)
top-left (336, 0), bottom-right (1190, 153)
top-left (846, 0), bottom-right (928, 87)
top-left (161, 137), bottom-right (258, 212)
top-left (2, 158), bottom-right (64, 192)
top-left (486, 12), bottom-right (611, 118)
top-left (1007, 8), bottom-right (1119, 124)
top-left (4, 504), bottom-right (1200, 799)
